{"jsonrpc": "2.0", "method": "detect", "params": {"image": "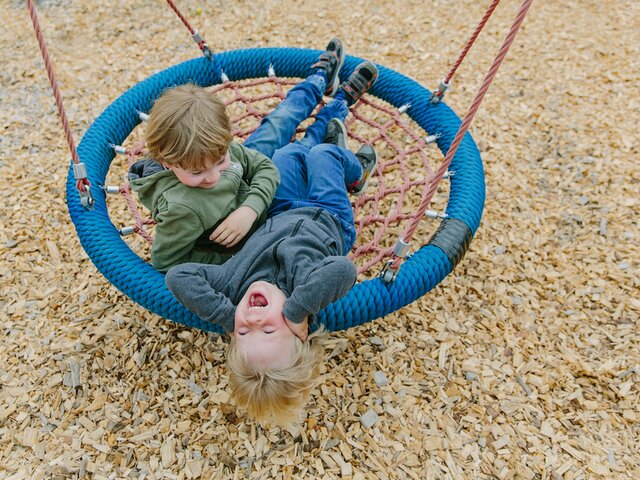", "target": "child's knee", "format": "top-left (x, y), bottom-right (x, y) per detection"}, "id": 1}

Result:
top-left (165, 264), bottom-right (192, 294)
top-left (272, 144), bottom-right (298, 163)
top-left (309, 143), bottom-right (341, 162)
